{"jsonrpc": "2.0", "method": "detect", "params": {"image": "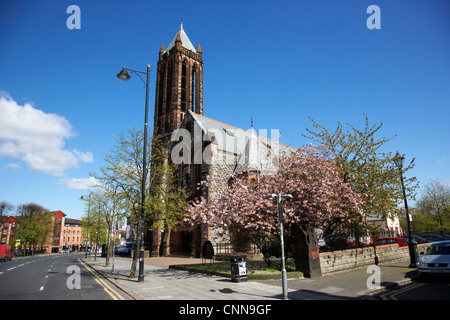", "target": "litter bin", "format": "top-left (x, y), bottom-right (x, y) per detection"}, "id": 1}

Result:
top-left (230, 255), bottom-right (247, 282)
